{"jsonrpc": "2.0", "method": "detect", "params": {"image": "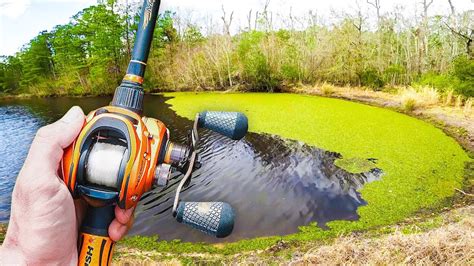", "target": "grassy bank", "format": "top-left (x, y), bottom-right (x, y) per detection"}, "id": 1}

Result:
top-left (115, 204), bottom-right (474, 264)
